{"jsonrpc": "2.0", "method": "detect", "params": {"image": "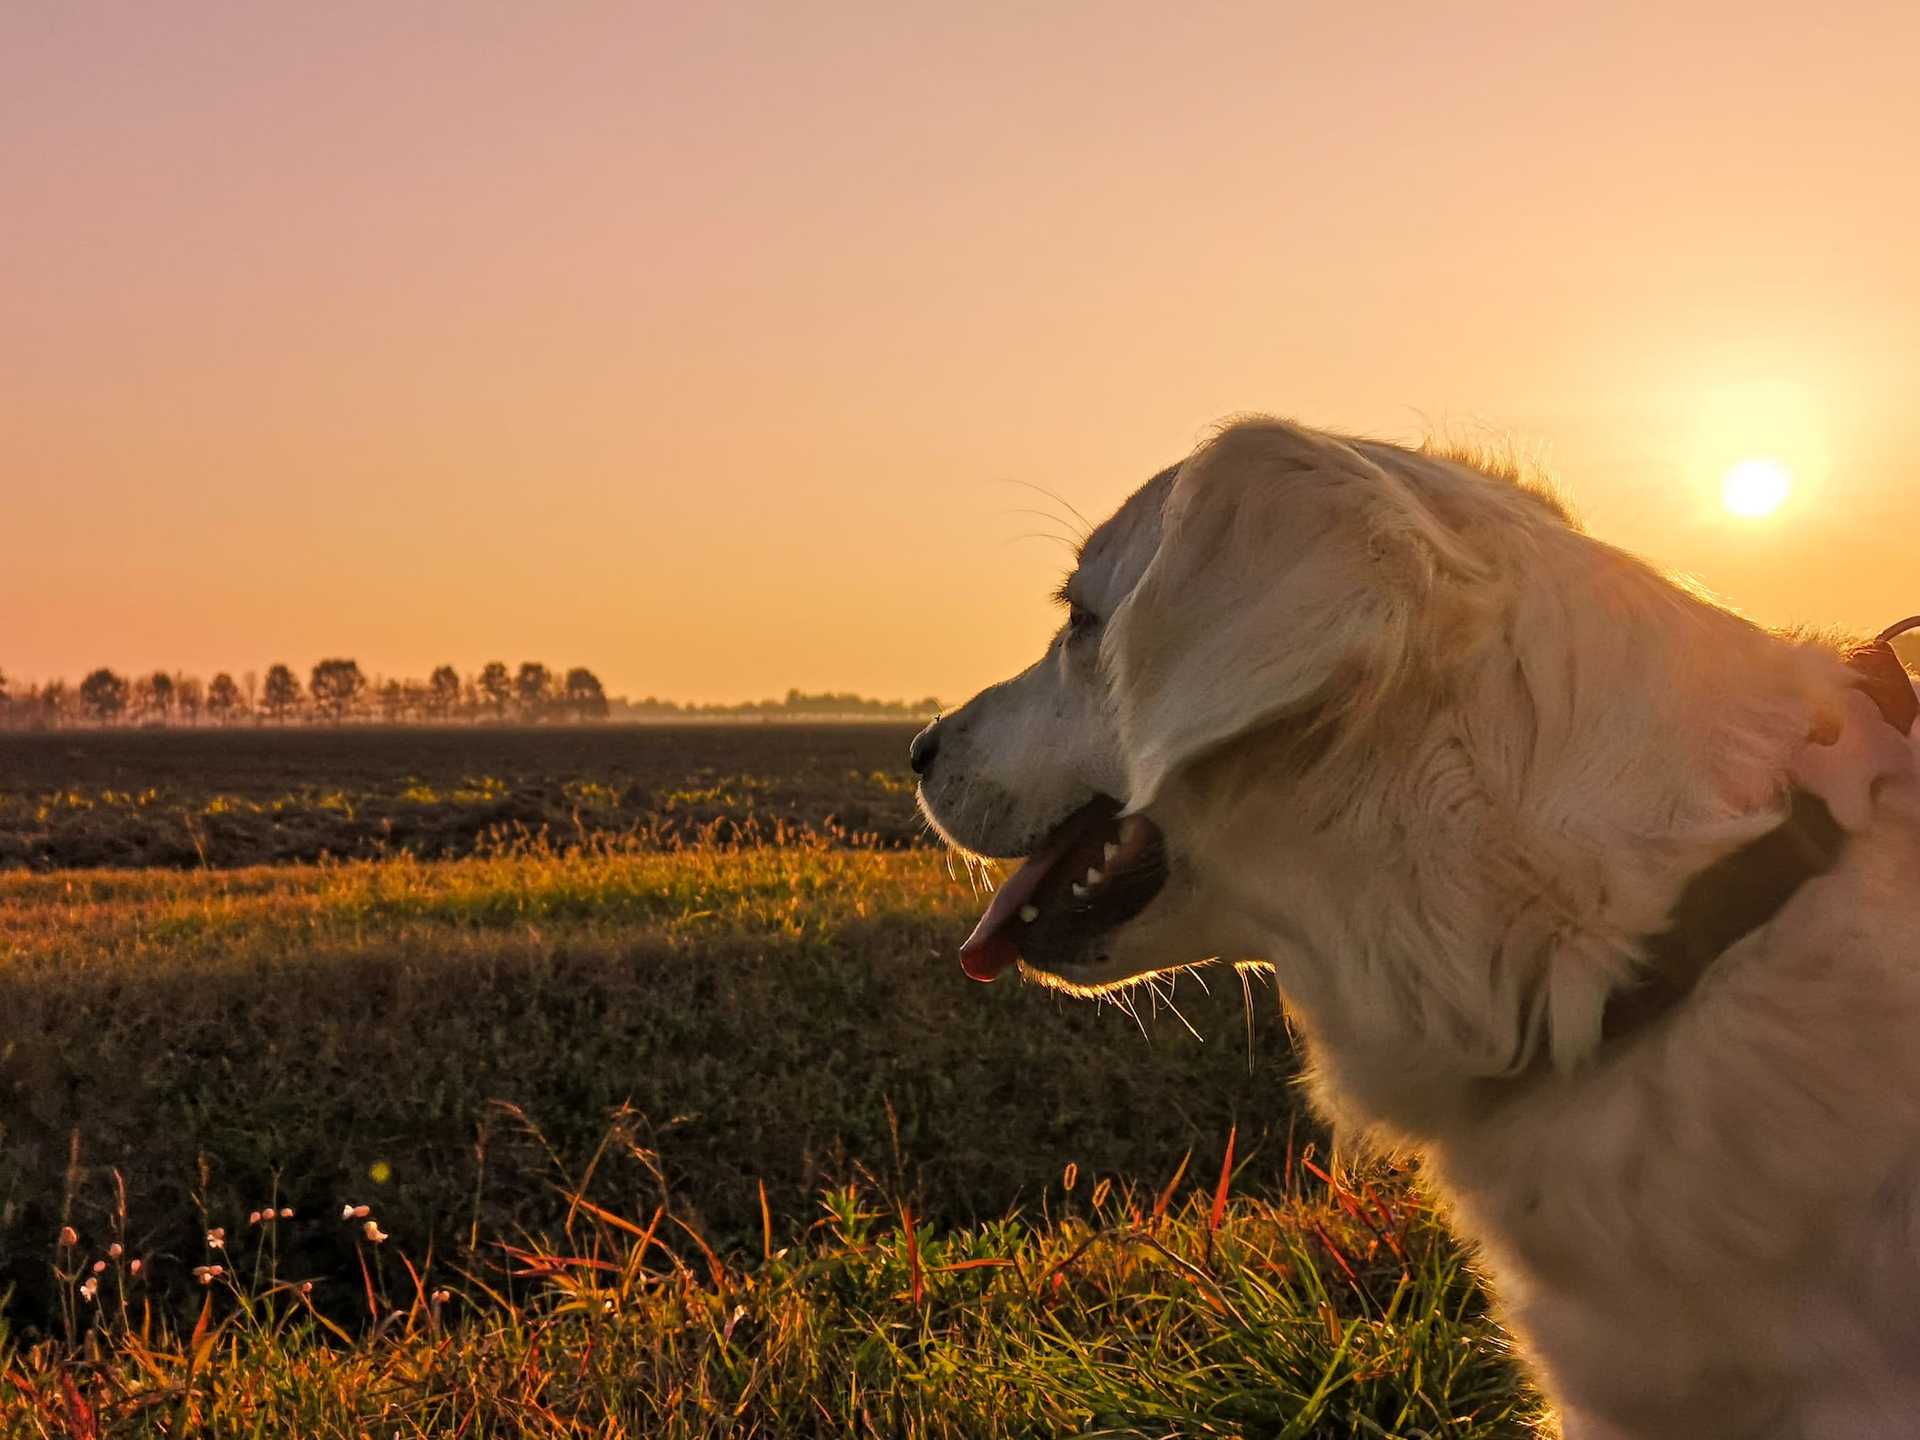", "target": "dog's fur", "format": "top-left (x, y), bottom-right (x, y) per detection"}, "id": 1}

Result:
top-left (916, 417), bottom-right (1920, 1438)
